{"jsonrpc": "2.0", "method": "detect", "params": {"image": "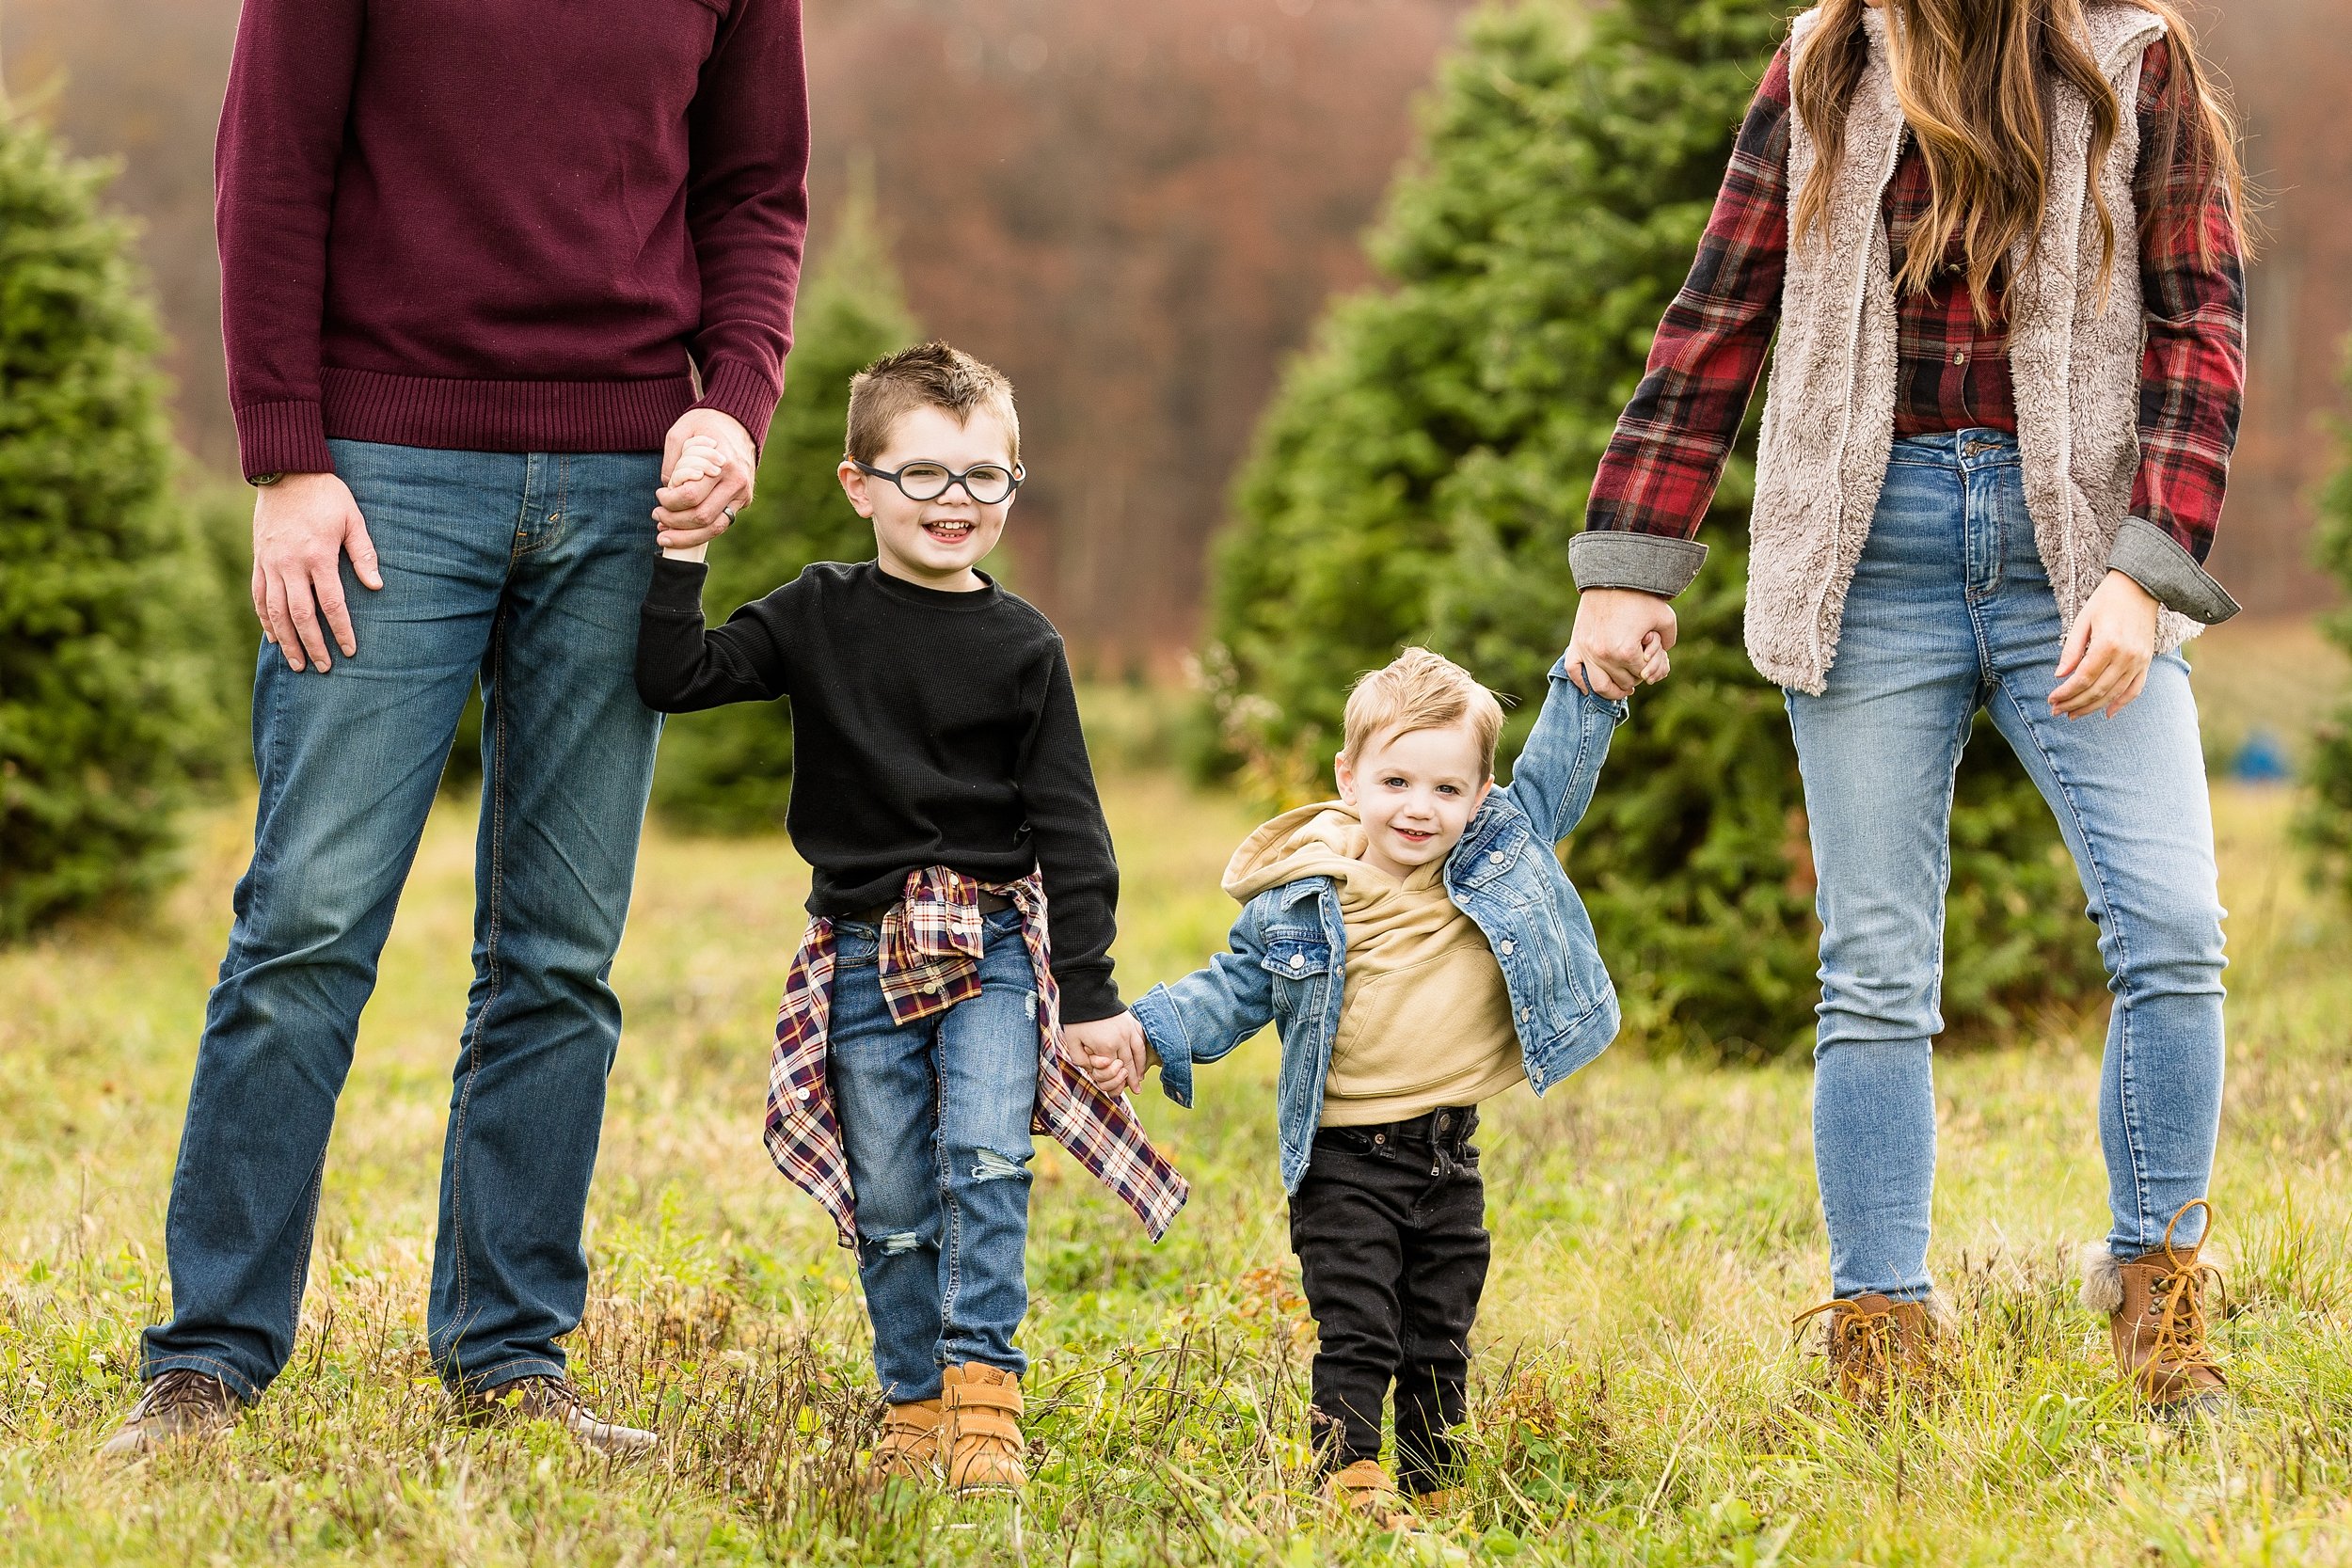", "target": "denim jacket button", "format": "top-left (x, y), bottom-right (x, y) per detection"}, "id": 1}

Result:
top-left (1520, 1006), bottom-right (1533, 1022)
top-left (1499, 939), bottom-right (1515, 957)
top-left (1487, 850), bottom-right (1505, 864)
top-left (1289, 953), bottom-right (1306, 971)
